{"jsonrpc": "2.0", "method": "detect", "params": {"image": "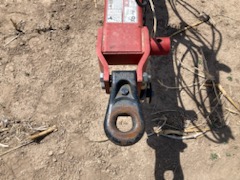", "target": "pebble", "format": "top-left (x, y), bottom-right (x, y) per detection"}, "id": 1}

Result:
top-left (69, 155), bottom-right (74, 160)
top-left (8, 65), bottom-right (14, 72)
top-left (48, 151), bottom-right (53, 156)
top-left (20, 41), bottom-right (25, 46)
top-left (2, 119), bottom-right (9, 128)
top-left (59, 150), bottom-right (65, 155)
top-left (53, 158), bottom-right (57, 162)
